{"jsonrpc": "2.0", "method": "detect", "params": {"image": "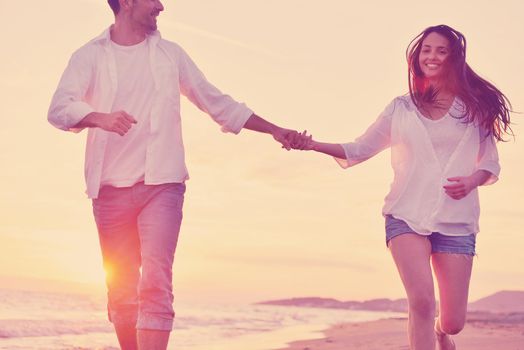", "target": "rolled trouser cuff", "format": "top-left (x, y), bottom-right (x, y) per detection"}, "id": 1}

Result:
top-left (137, 312), bottom-right (175, 331)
